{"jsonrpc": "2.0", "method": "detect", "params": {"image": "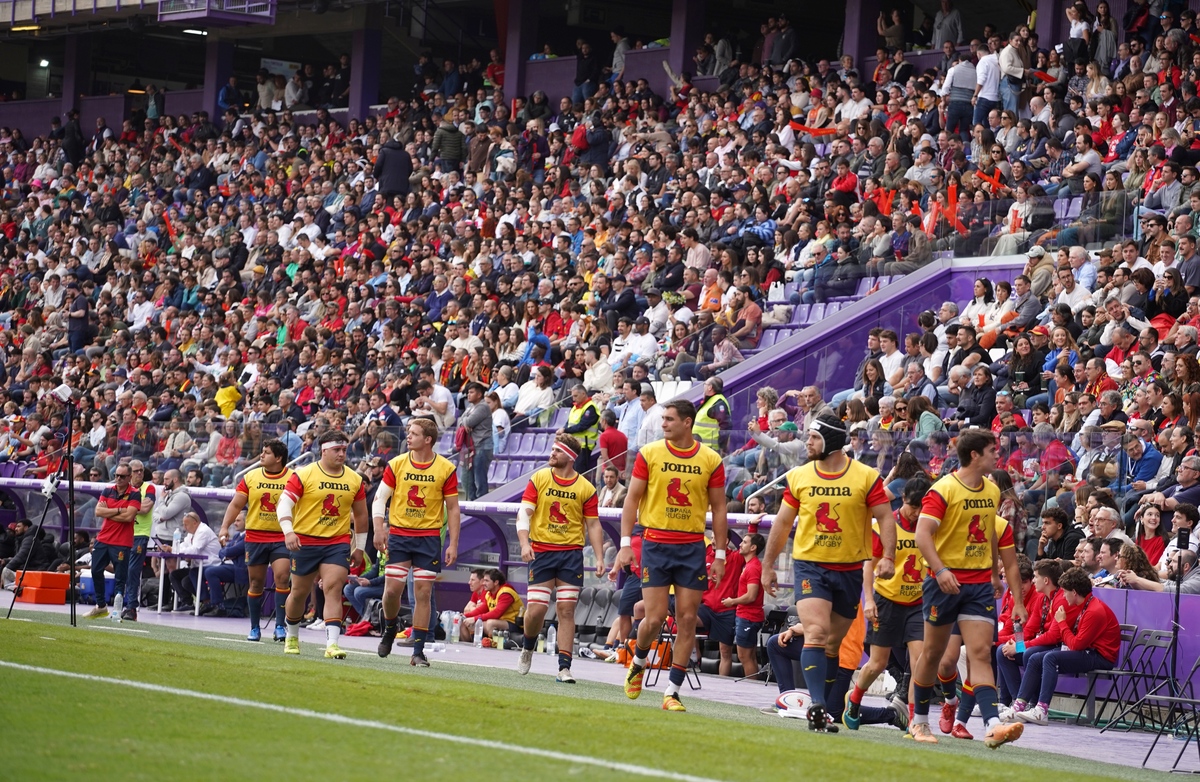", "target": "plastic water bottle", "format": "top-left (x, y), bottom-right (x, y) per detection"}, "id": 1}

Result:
top-left (428, 642), bottom-right (445, 653)
top-left (536, 633), bottom-right (546, 653)
top-left (451, 613), bottom-right (462, 643)
top-left (473, 620), bottom-right (484, 648)
top-left (111, 592), bottom-right (123, 622)
top-left (547, 625), bottom-right (557, 655)
top-left (1014, 619), bottom-right (1026, 655)
top-left (172, 528), bottom-right (182, 551)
